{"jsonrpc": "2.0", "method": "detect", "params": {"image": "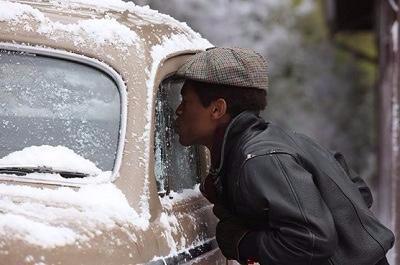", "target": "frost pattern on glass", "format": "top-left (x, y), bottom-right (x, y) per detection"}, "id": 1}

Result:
top-left (154, 78), bottom-right (199, 194)
top-left (0, 50), bottom-right (121, 171)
